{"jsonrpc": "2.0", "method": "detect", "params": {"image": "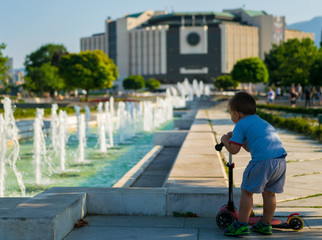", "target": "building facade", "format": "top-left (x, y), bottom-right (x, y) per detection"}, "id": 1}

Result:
top-left (80, 9), bottom-right (314, 86)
